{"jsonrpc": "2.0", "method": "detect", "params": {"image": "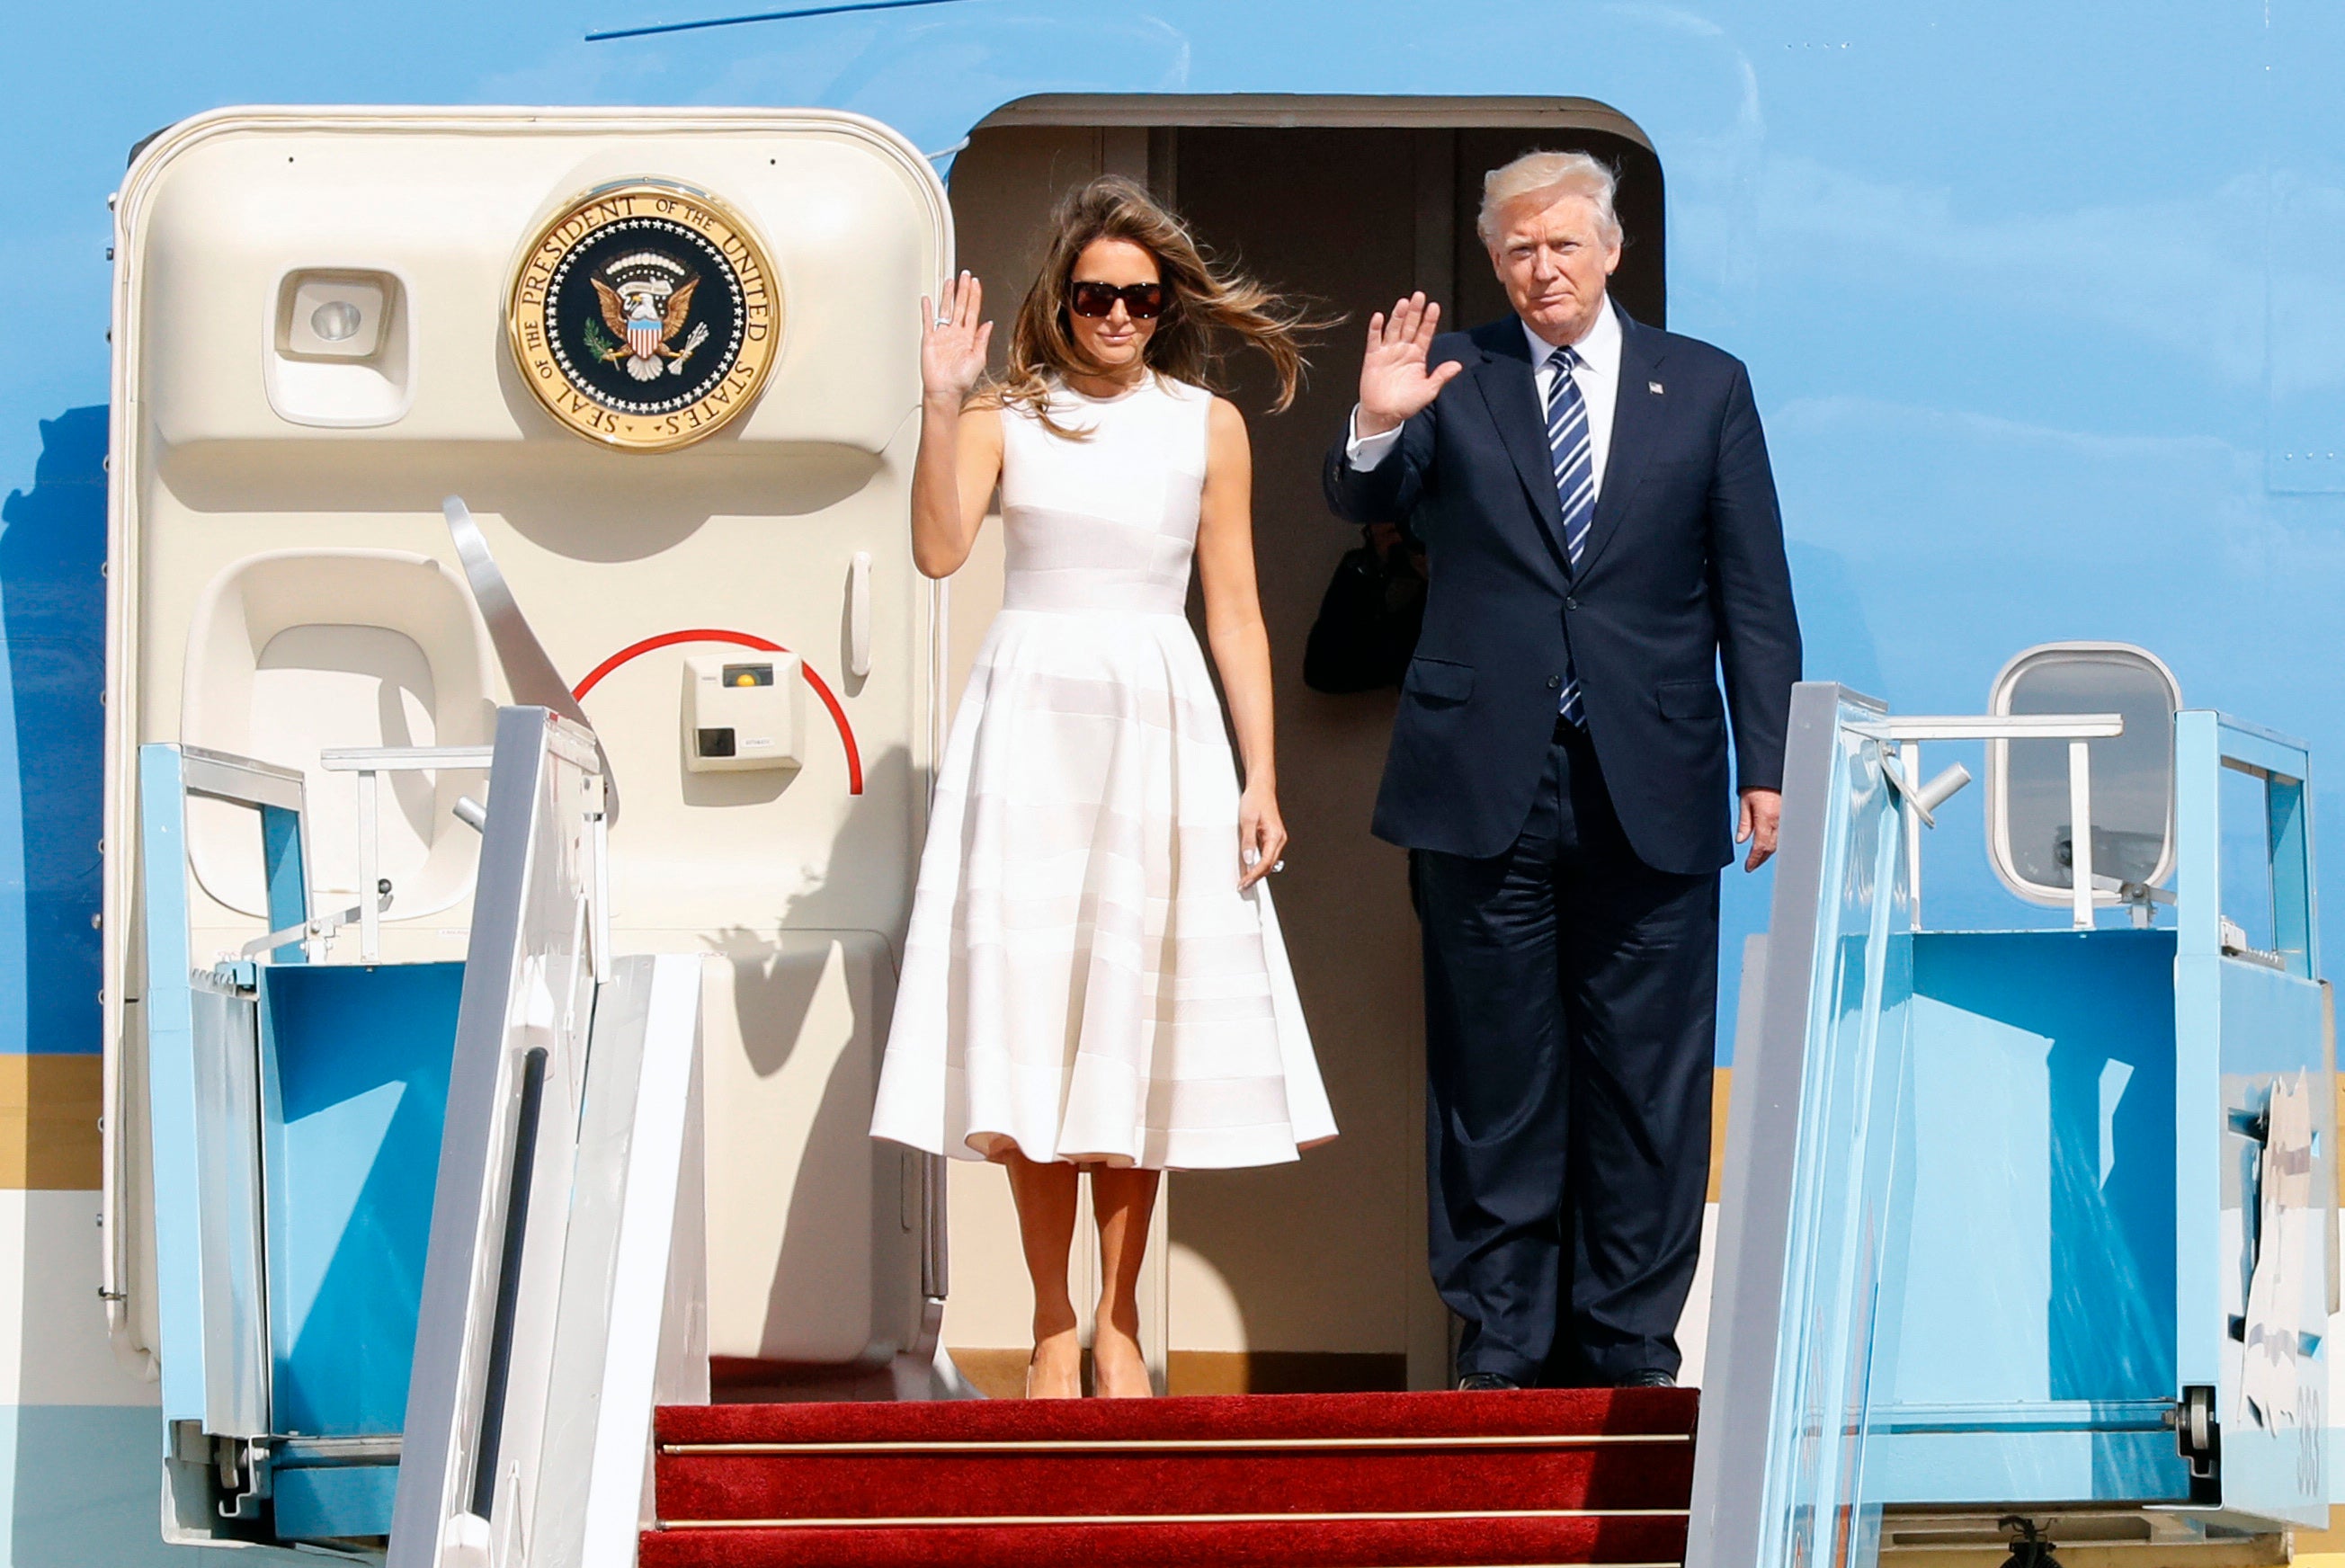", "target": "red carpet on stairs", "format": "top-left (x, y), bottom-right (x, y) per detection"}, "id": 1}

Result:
top-left (645, 1386), bottom-right (1699, 1567)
